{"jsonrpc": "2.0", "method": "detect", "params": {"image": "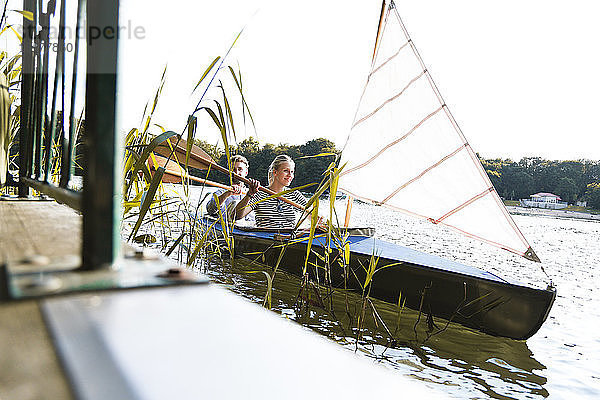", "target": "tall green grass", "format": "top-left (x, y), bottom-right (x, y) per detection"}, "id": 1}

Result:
top-left (121, 49), bottom-right (255, 270)
top-left (118, 52), bottom-right (430, 350)
top-left (0, 15), bottom-right (23, 191)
